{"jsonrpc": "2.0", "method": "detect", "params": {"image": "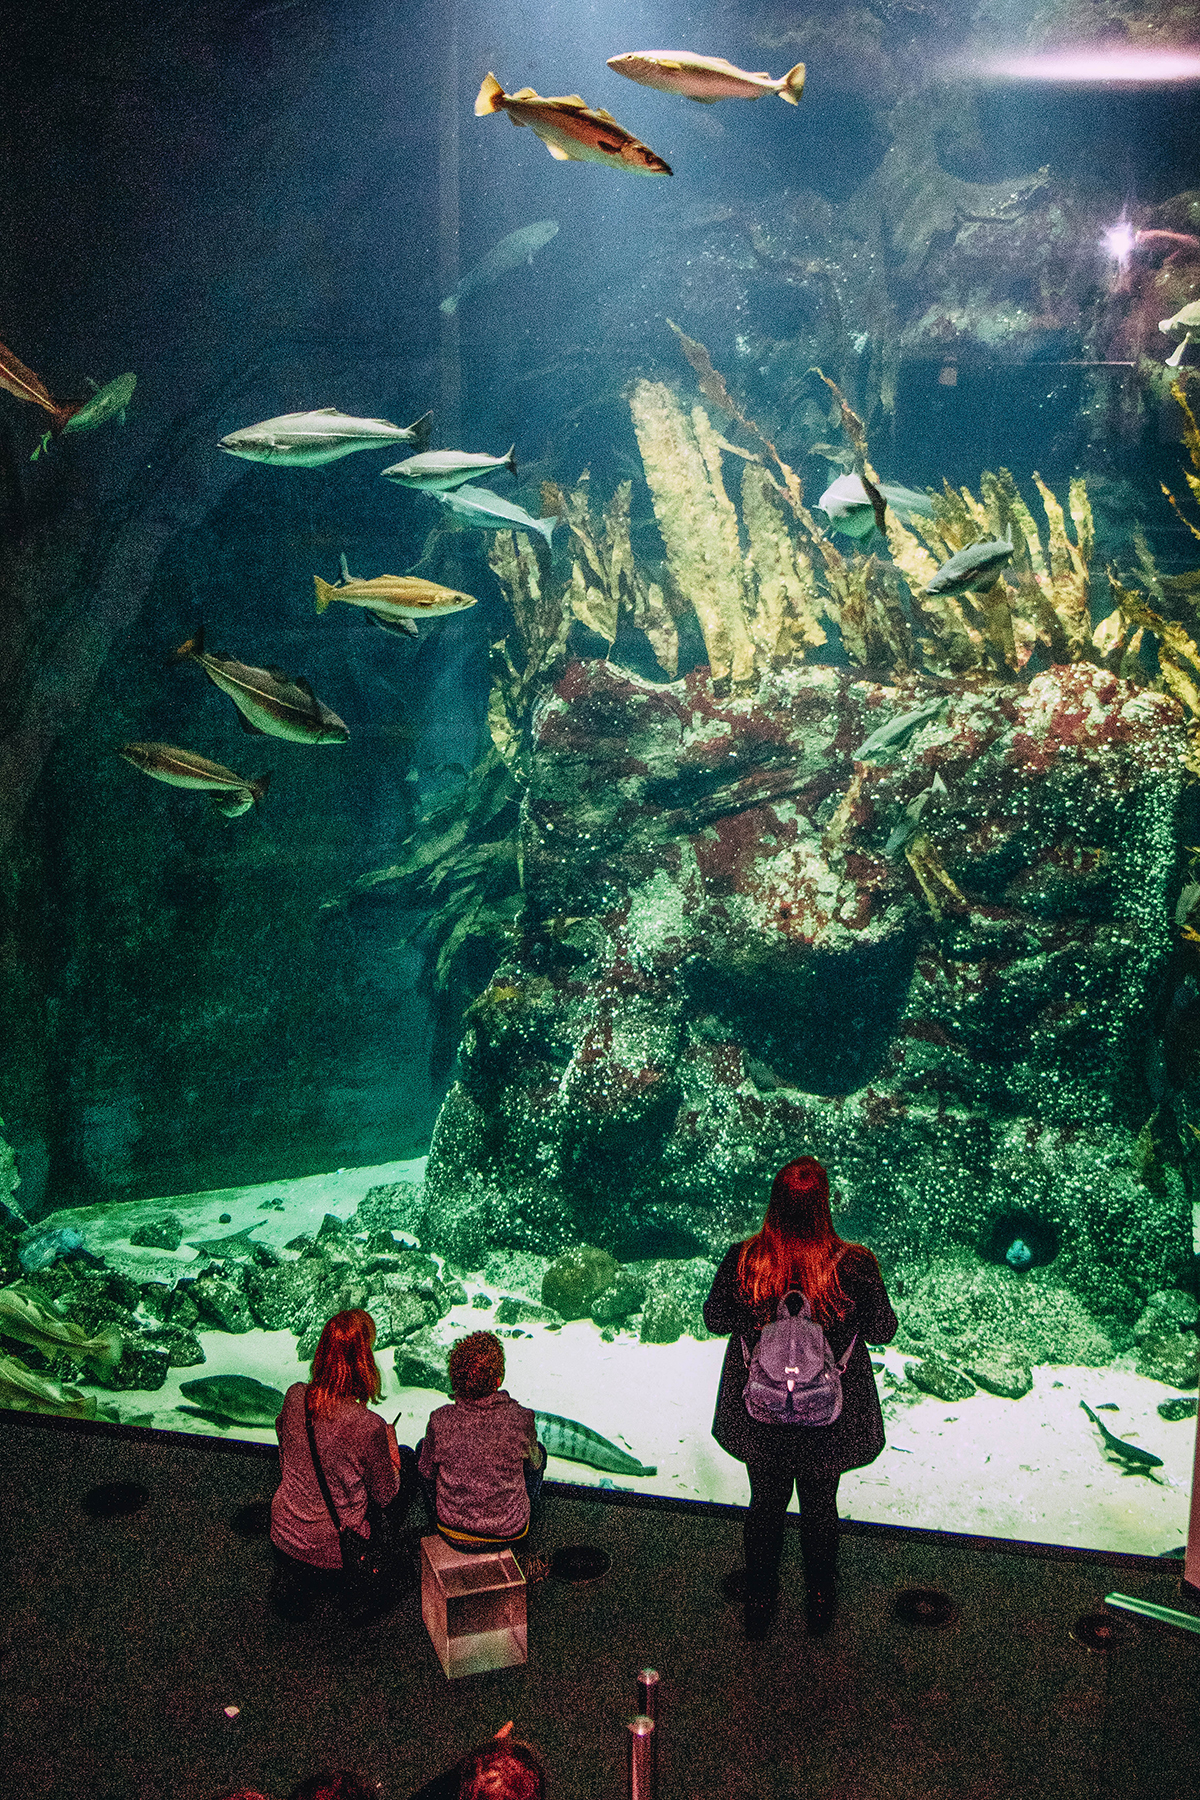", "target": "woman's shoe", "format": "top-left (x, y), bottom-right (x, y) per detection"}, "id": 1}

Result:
top-left (805, 1585), bottom-right (837, 1636)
